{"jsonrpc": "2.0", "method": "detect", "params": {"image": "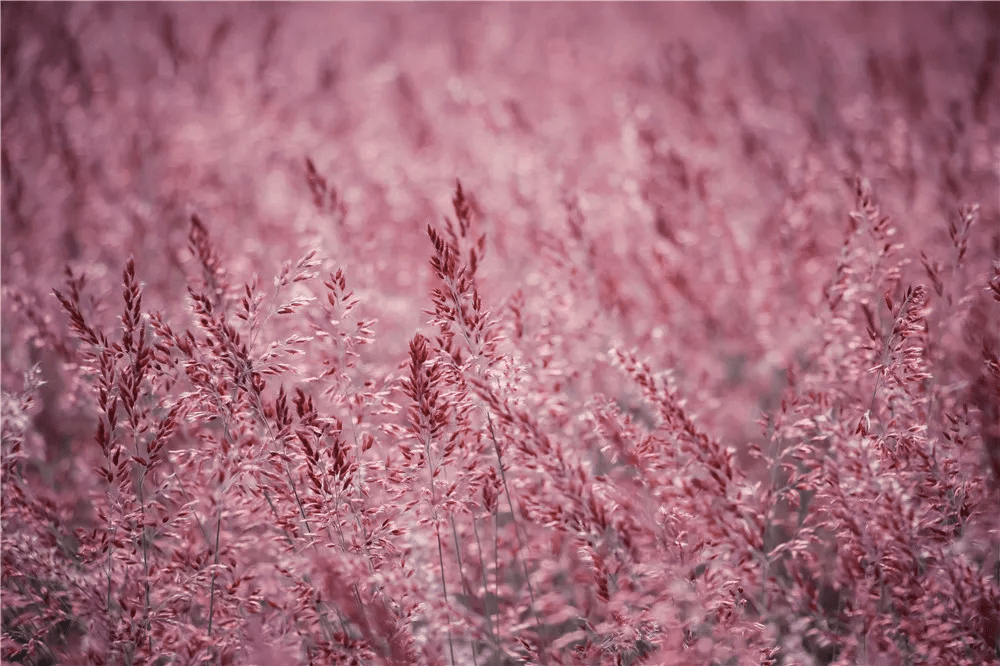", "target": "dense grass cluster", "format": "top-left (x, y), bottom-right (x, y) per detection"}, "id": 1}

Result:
top-left (2, 3), bottom-right (999, 664)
